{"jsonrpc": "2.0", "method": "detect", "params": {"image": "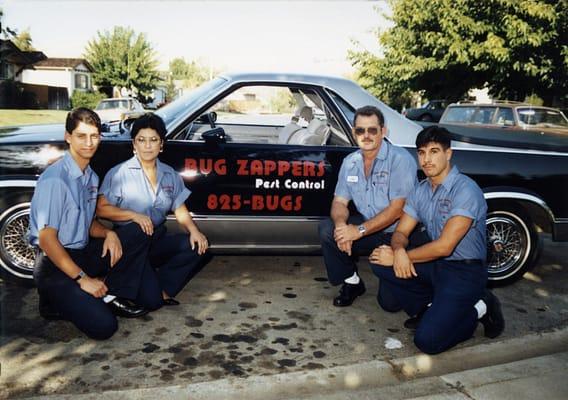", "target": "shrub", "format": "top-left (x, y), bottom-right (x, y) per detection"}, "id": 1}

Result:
top-left (70, 90), bottom-right (106, 109)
